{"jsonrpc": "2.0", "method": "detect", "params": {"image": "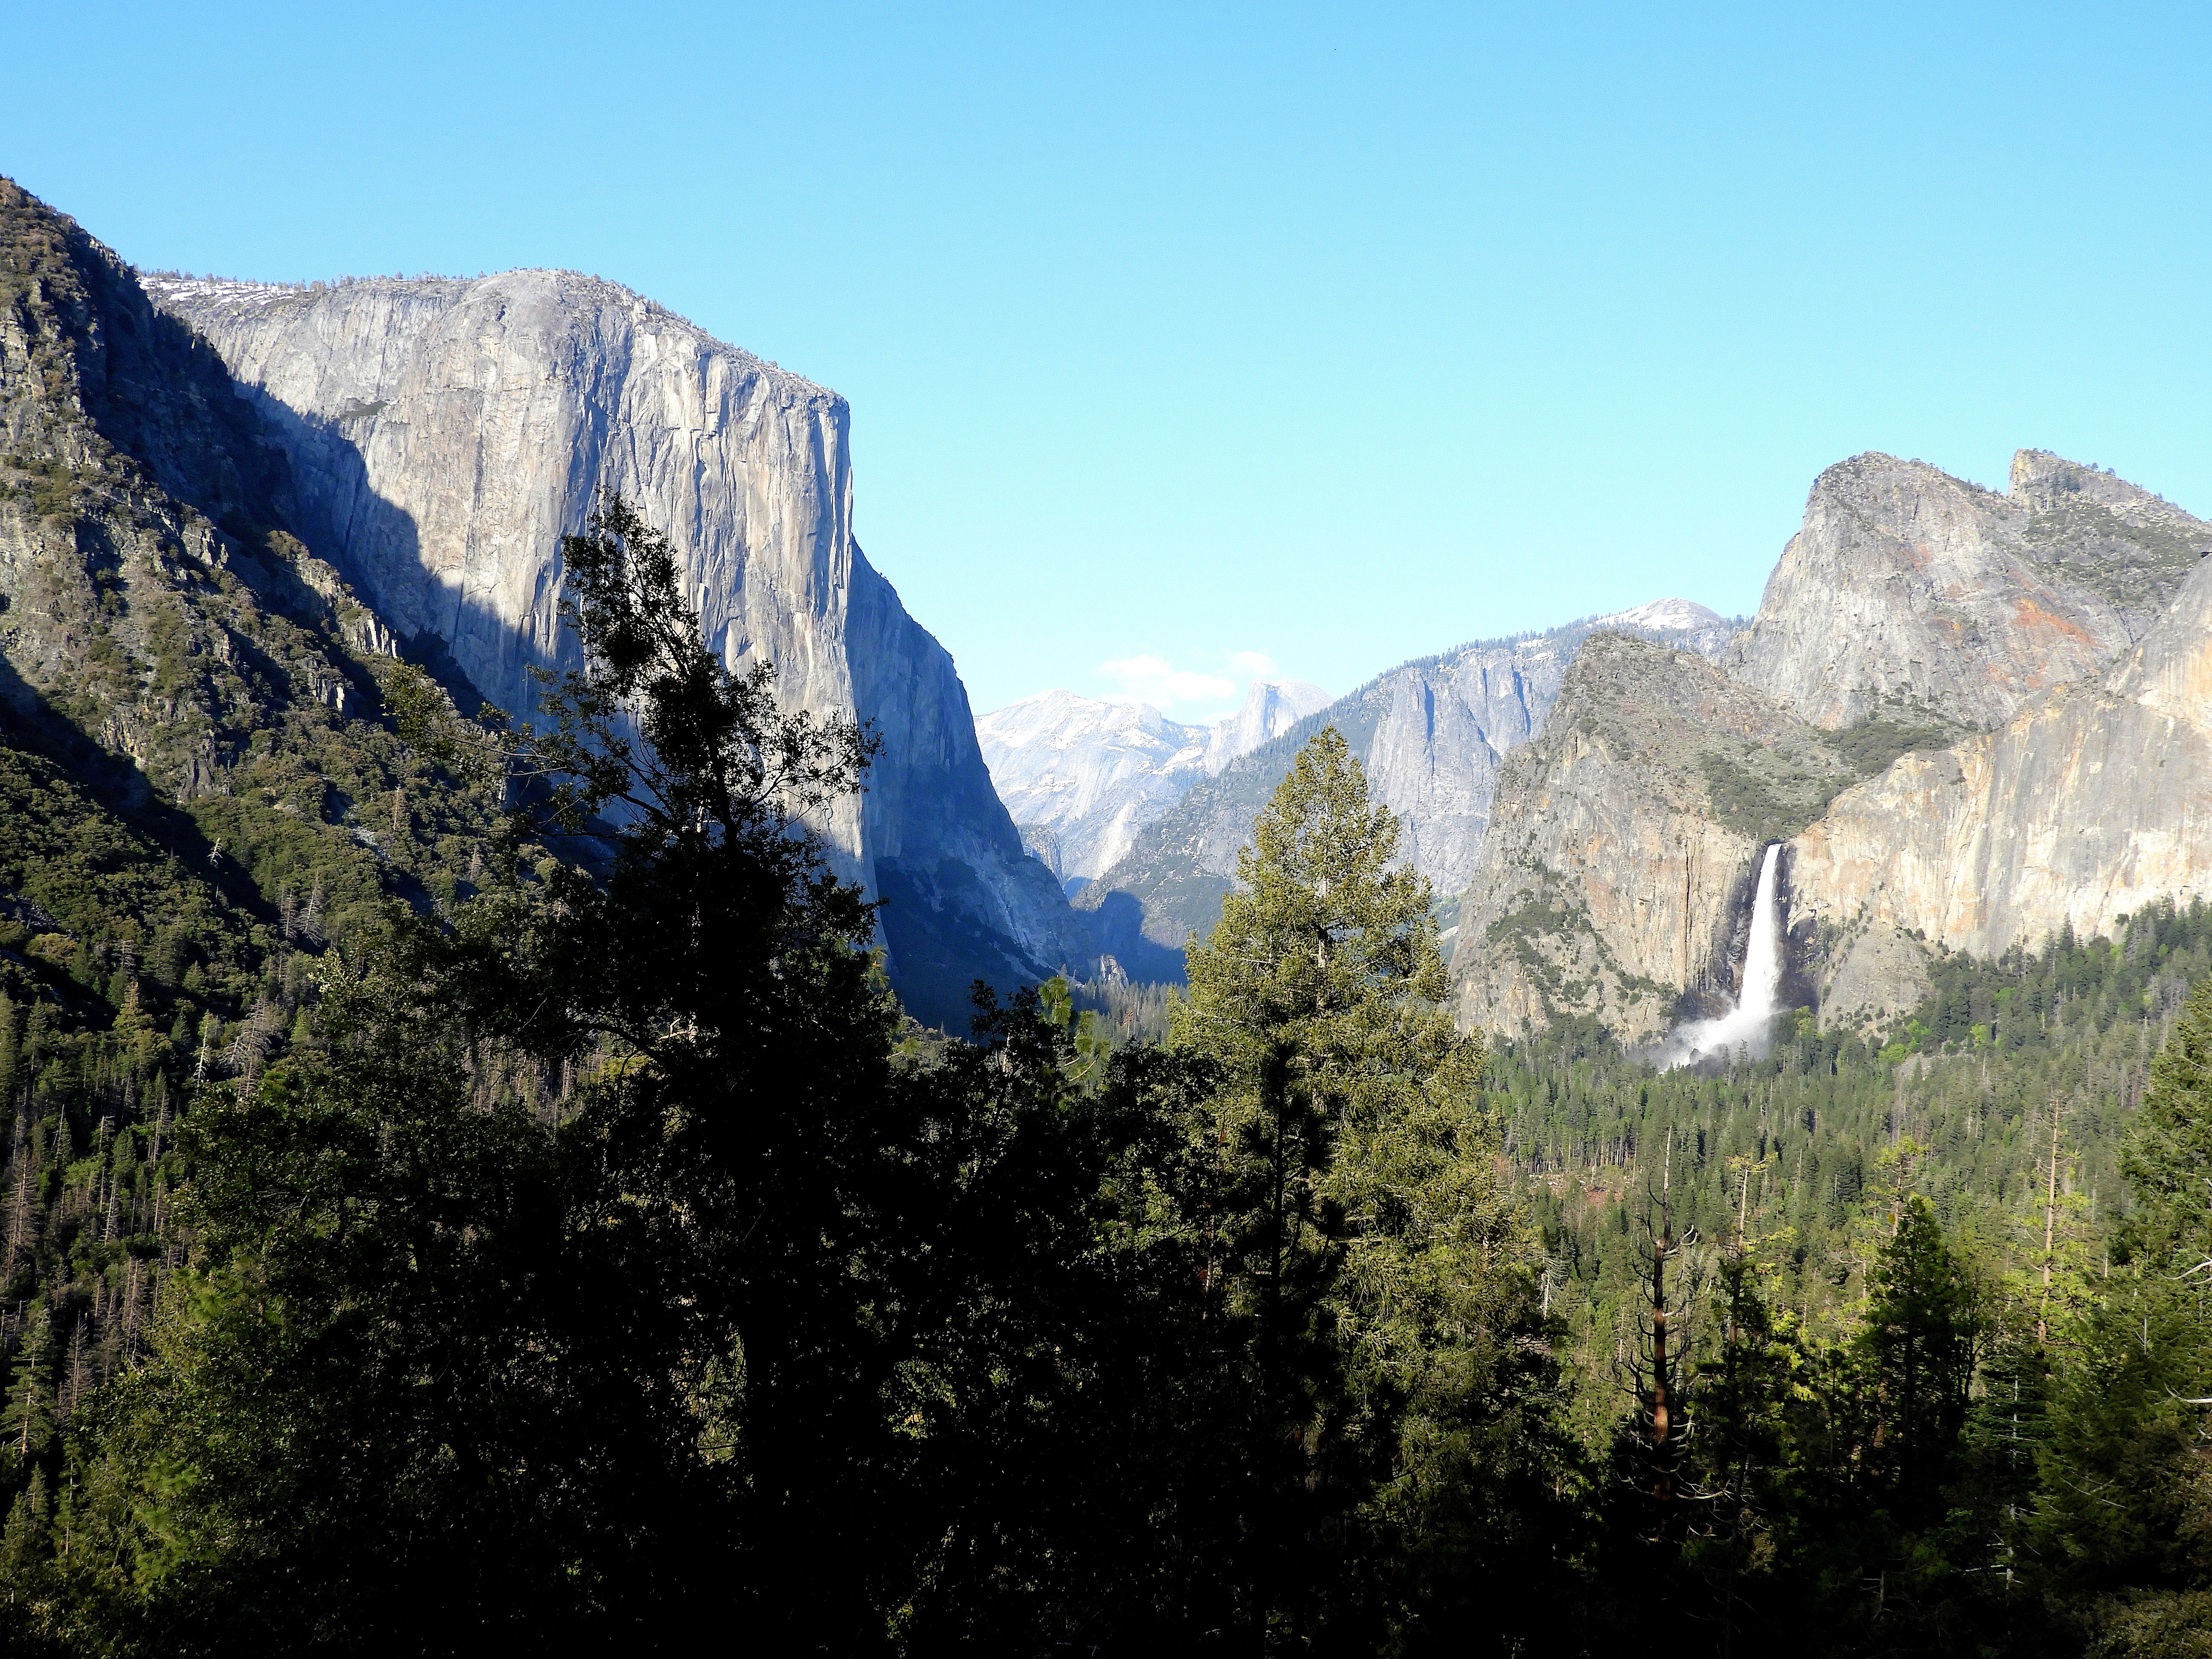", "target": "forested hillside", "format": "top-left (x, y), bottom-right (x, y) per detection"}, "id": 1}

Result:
top-left (1510, 901), bottom-right (2210, 1342)
top-left (1486, 904), bottom-right (2212, 1653)
top-left (0, 177), bottom-right (509, 1532)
